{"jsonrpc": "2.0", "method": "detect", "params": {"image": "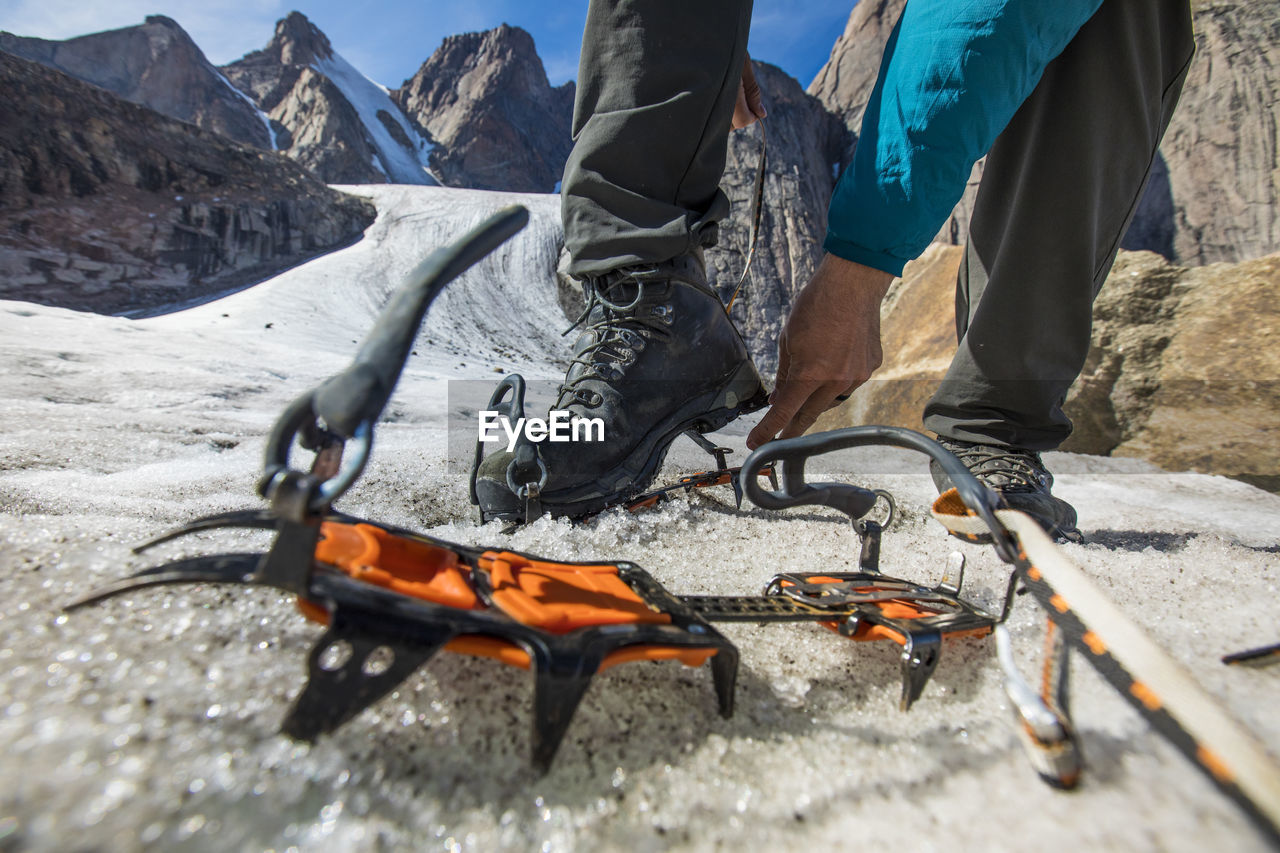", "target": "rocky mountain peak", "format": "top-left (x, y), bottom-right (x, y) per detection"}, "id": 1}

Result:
top-left (266, 10), bottom-right (335, 67)
top-left (396, 24), bottom-right (564, 129)
top-left (221, 12), bottom-right (436, 186)
top-left (392, 24), bottom-right (574, 192)
top-left (0, 17), bottom-right (274, 150)
top-left (142, 15), bottom-right (183, 30)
